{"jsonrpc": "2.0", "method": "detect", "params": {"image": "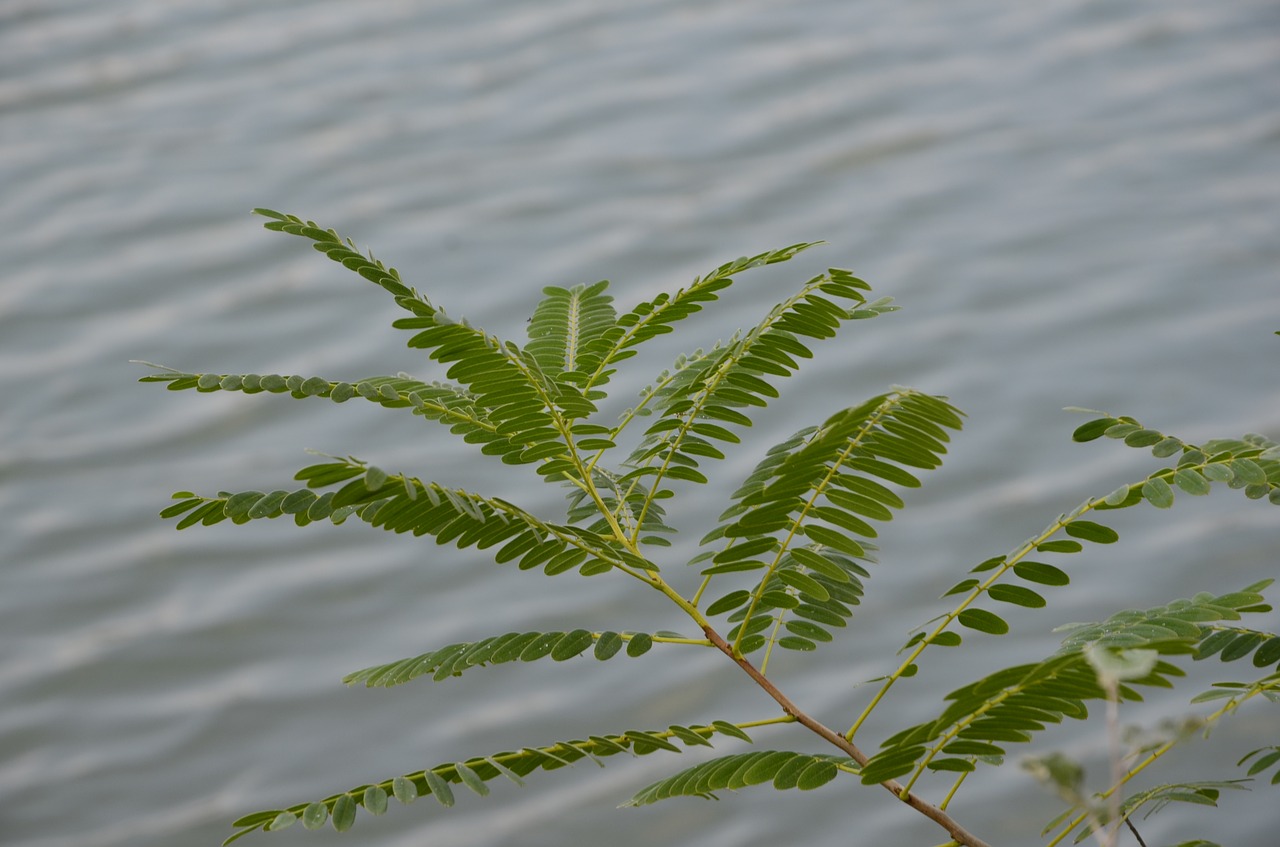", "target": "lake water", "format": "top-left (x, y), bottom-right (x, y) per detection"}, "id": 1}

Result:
top-left (3, 1), bottom-right (1279, 845)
